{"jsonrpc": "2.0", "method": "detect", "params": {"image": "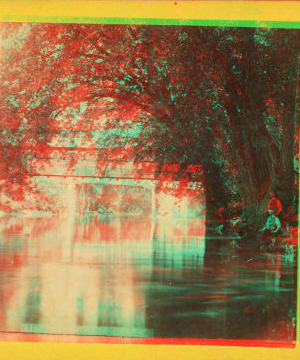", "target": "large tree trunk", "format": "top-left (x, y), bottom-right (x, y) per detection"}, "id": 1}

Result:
top-left (202, 28), bottom-right (299, 231)
top-left (276, 30), bottom-right (299, 210)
